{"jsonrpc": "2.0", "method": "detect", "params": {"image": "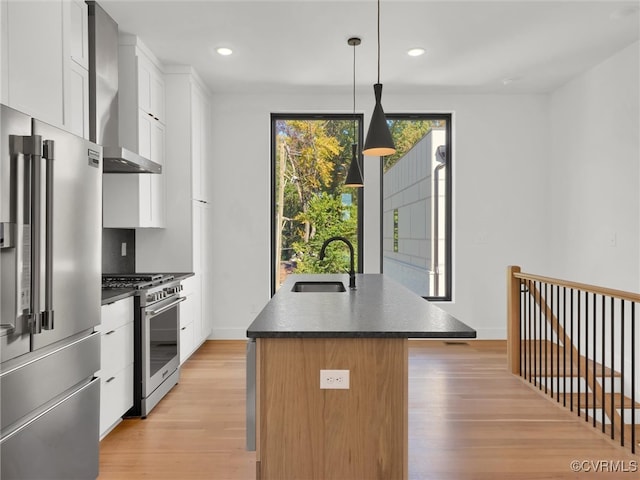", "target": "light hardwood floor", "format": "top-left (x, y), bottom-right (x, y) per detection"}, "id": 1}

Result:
top-left (99, 340), bottom-right (638, 479)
